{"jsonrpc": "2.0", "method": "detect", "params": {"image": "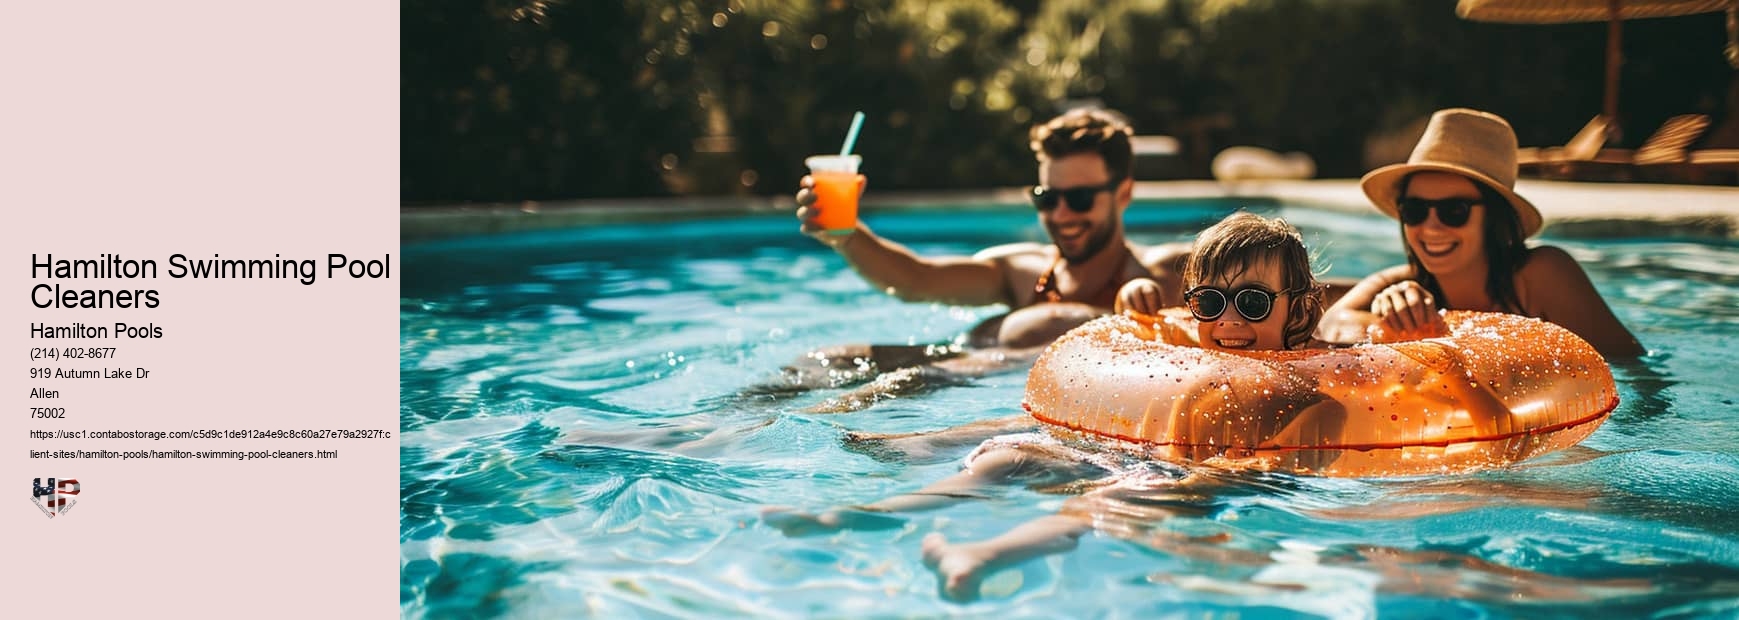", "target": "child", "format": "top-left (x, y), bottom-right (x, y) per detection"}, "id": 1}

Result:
top-left (917, 211), bottom-right (1333, 599)
top-left (1117, 211), bottom-right (1325, 351)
